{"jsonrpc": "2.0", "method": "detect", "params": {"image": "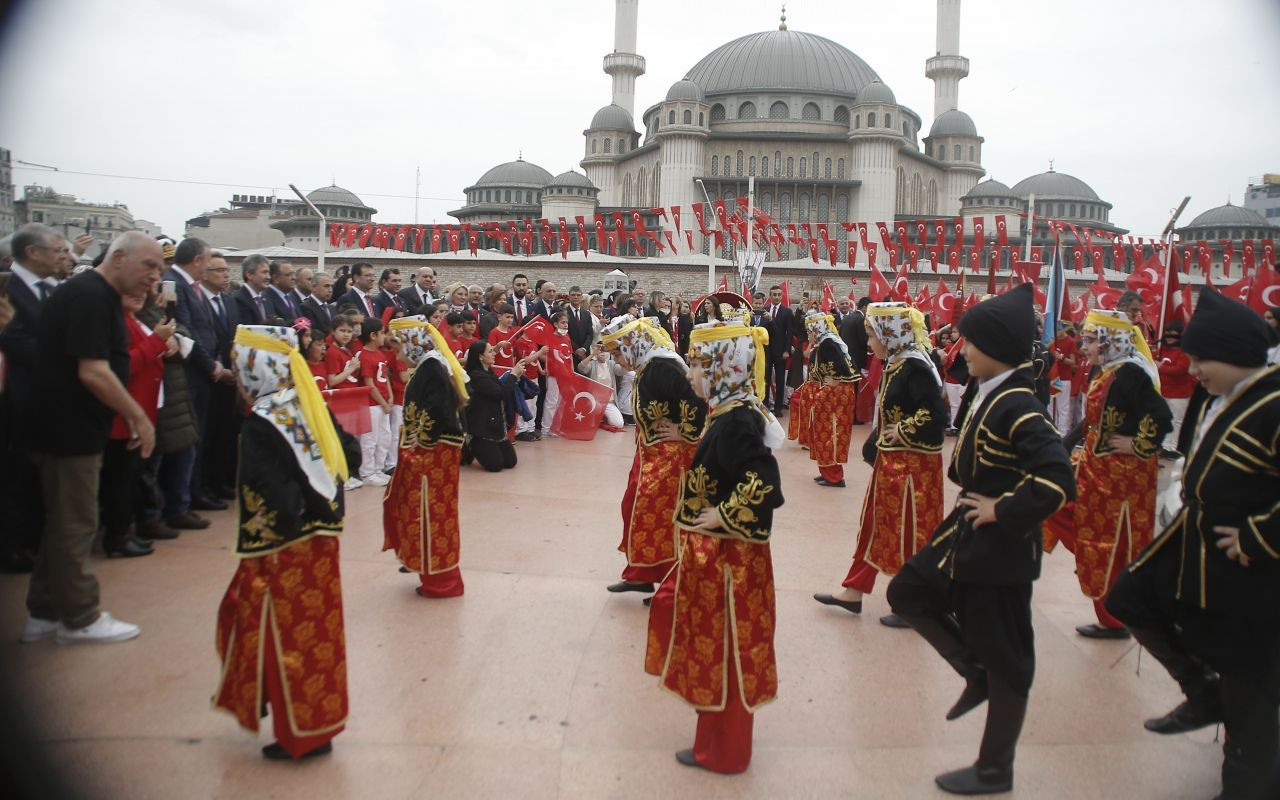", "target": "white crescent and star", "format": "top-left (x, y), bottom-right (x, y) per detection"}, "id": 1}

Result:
top-left (1260, 284), bottom-right (1280, 307)
top-left (571, 391), bottom-right (598, 421)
